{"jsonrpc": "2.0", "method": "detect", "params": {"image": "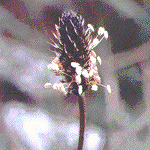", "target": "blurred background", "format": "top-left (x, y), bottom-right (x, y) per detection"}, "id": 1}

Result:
top-left (0, 0), bottom-right (149, 149)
